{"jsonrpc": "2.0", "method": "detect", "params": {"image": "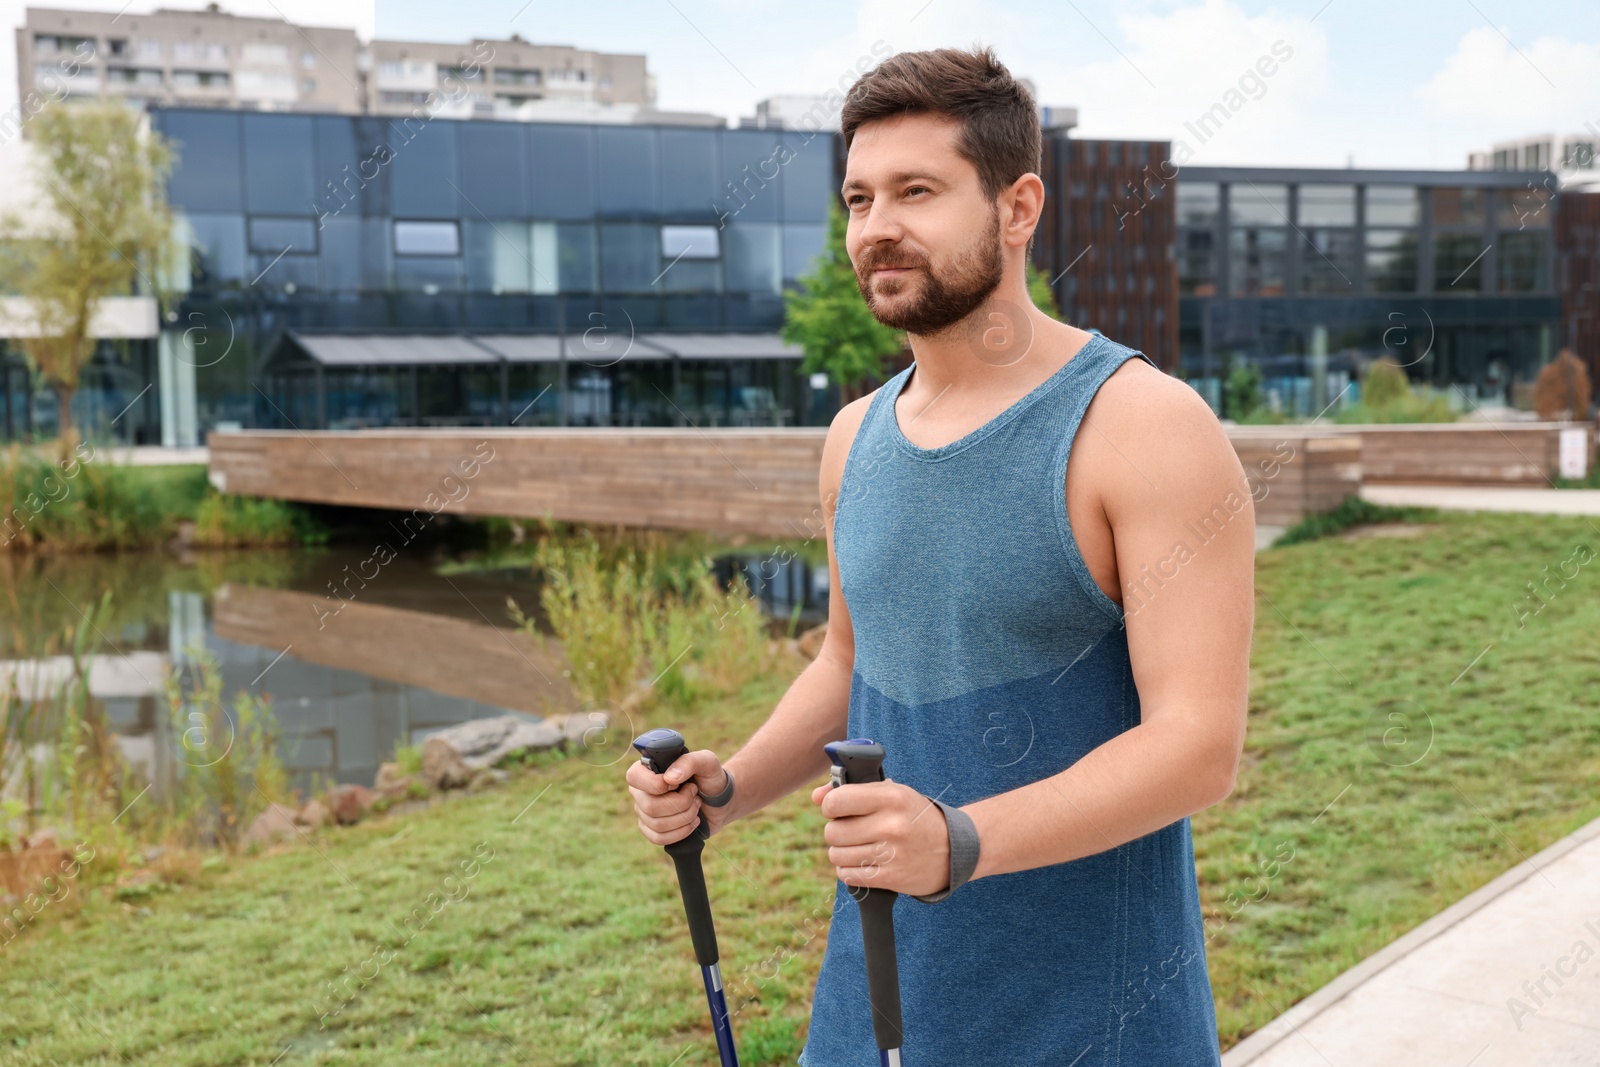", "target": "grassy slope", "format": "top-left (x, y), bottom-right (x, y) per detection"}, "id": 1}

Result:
top-left (3, 511), bottom-right (1600, 1065)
